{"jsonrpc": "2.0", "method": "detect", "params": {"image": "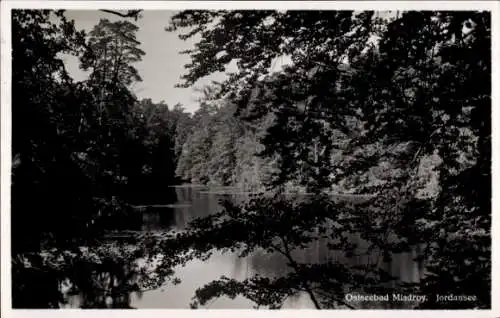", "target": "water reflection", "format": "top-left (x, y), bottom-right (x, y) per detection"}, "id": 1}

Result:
top-left (127, 186), bottom-right (424, 309)
top-left (141, 207), bottom-right (176, 231)
top-left (20, 186), bottom-right (424, 309)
